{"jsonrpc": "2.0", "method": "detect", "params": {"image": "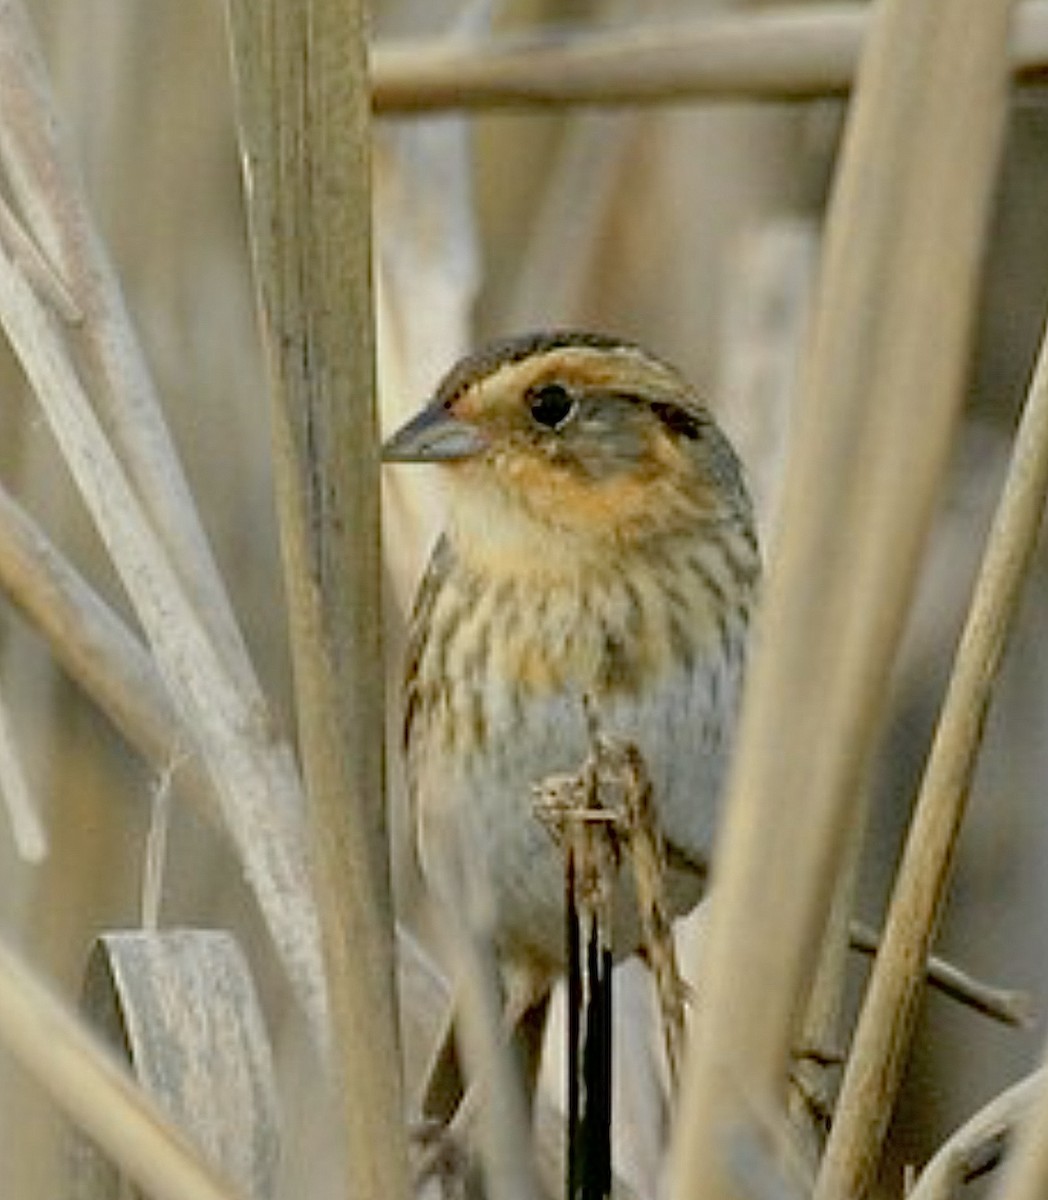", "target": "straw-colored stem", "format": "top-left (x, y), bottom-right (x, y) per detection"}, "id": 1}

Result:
top-left (0, 0), bottom-right (255, 694)
top-left (0, 678), bottom-right (46, 862)
top-left (817, 314), bottom-right (1048, 1200)
top-left (225, 5), bottom-right (409, 1200)
top-left (0, 481), bottom-right (216, 817)
top-left (0, 0), bottom-right (329, 1048)
top-left (0, 937), bottom-right (243, 1200)
top-left (371, 3), bottom-right (1048, 113)
top-left (668, 1), bottom-right (1013, 1197)
top-left (0, 198), bottom-right (328, 1045)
